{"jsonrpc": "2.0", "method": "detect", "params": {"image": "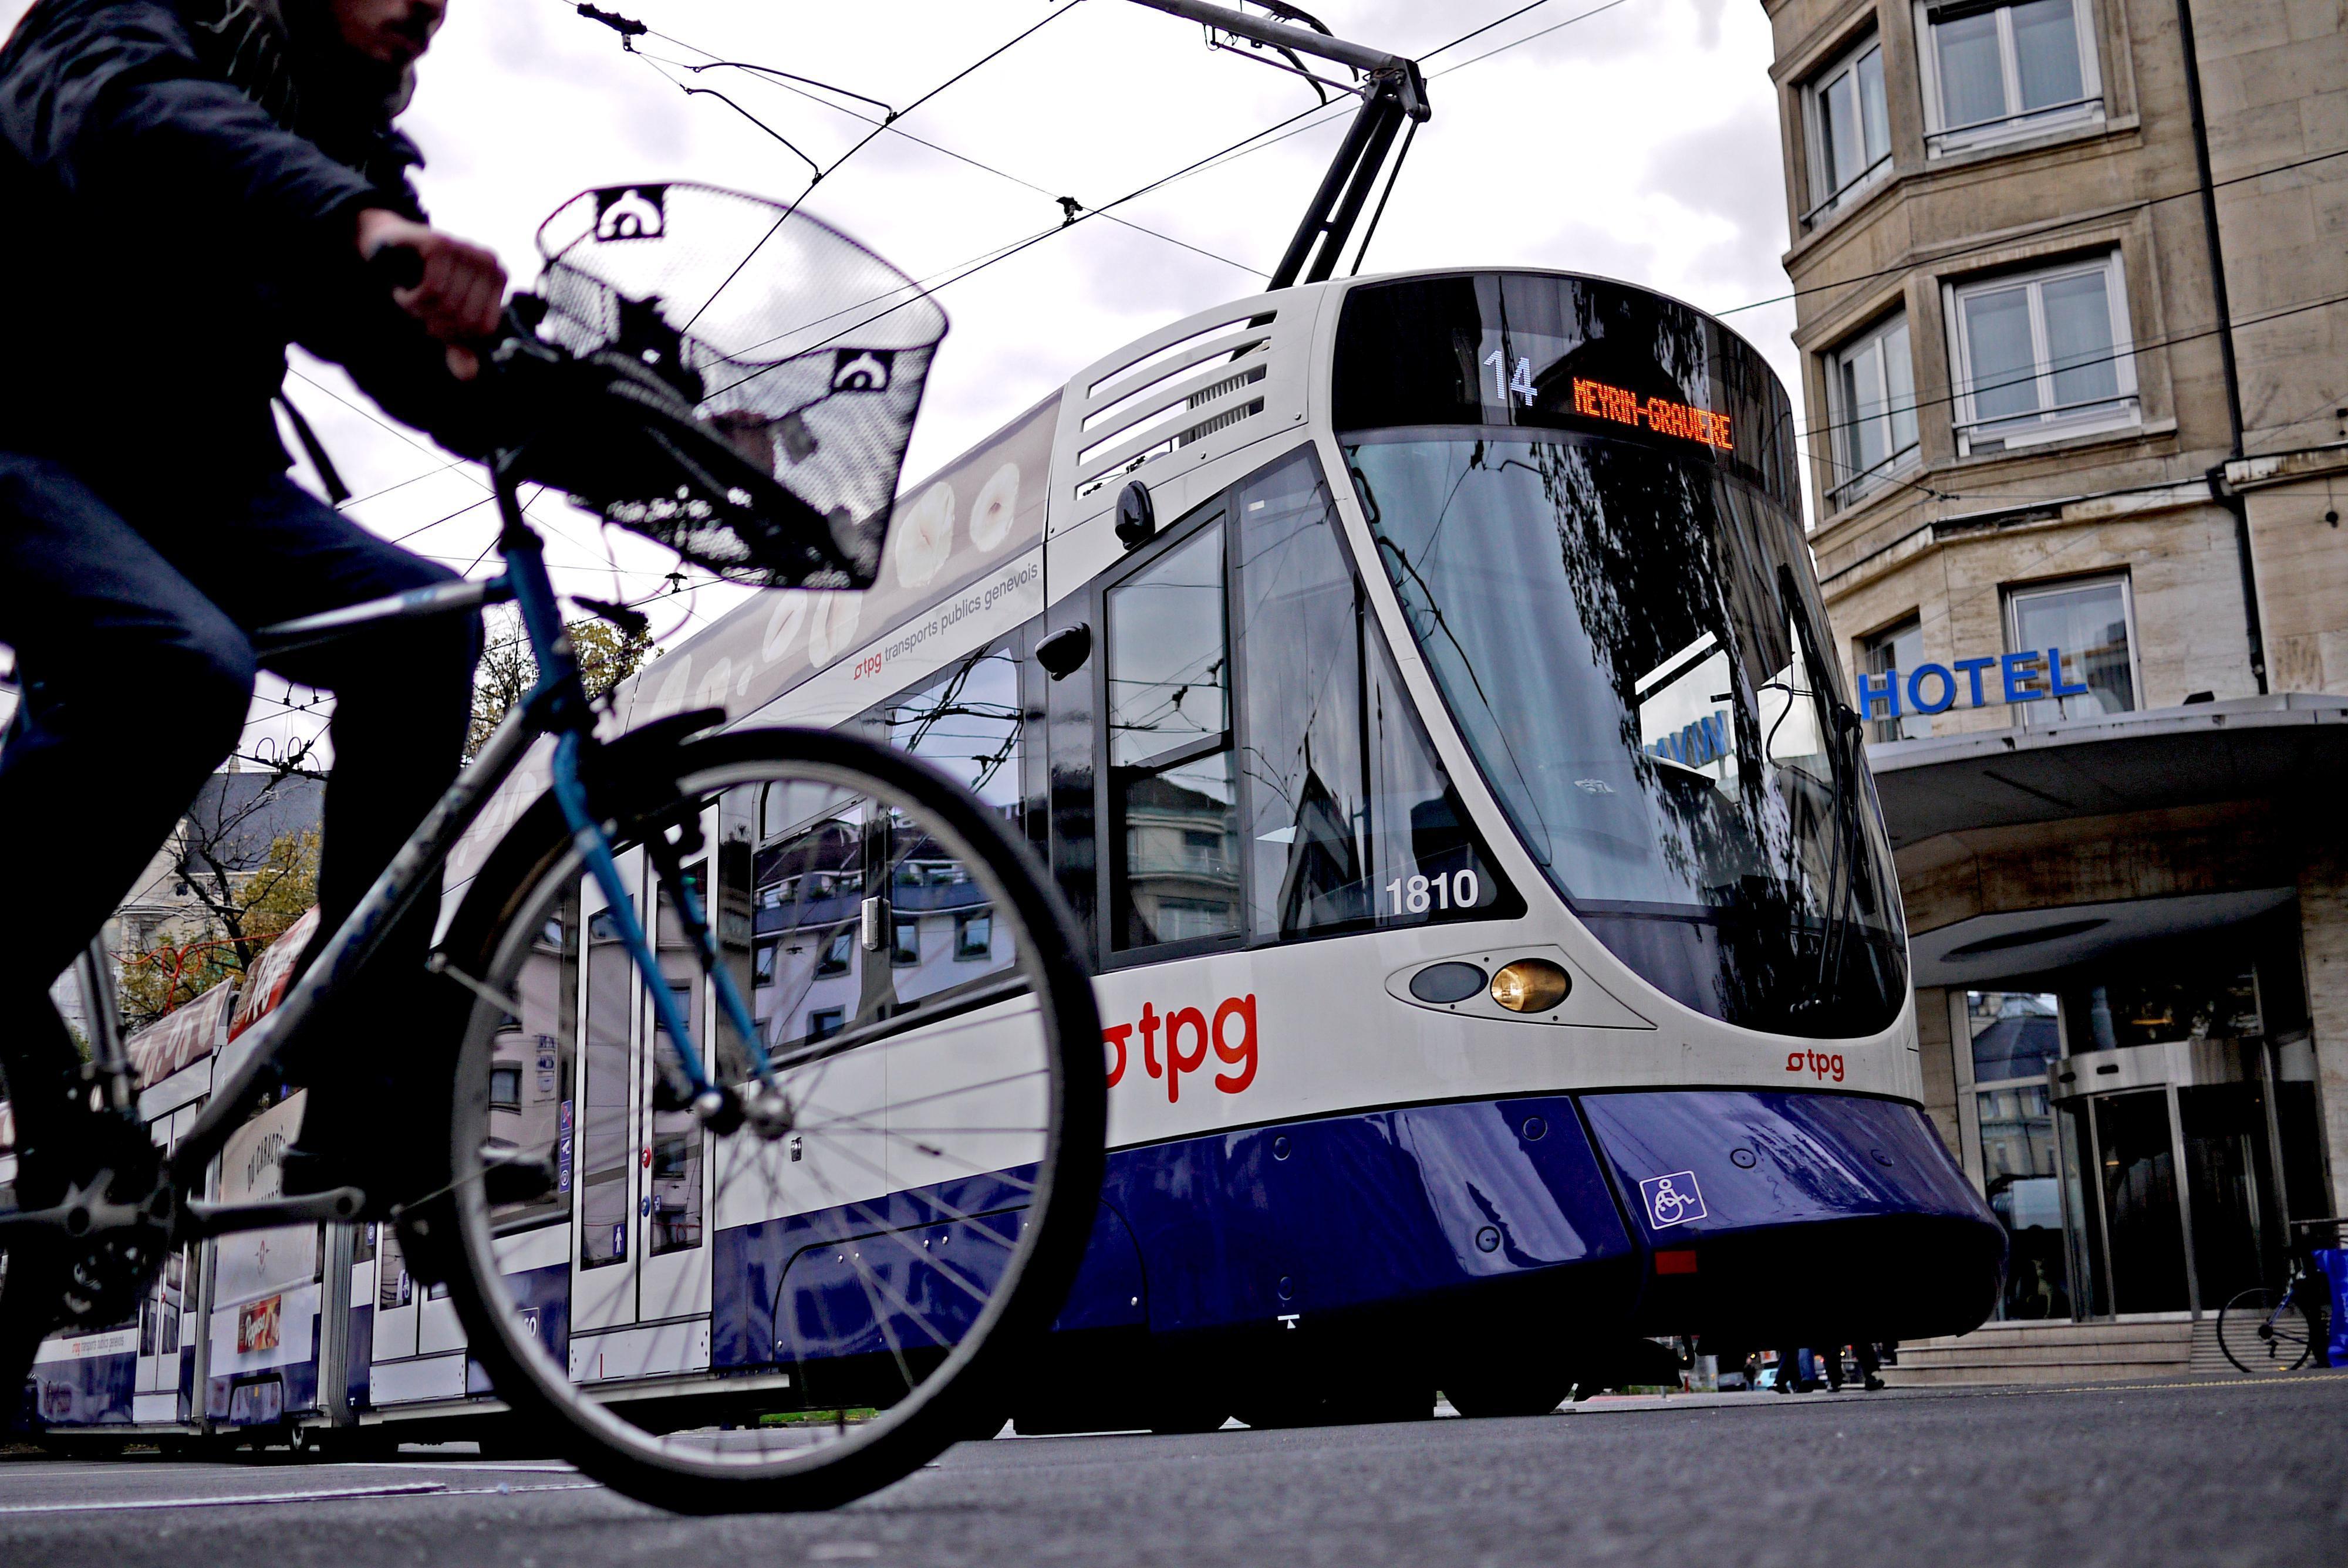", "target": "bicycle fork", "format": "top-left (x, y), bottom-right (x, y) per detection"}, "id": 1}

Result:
top-left (496, 458), bottom-right (777, 1135)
